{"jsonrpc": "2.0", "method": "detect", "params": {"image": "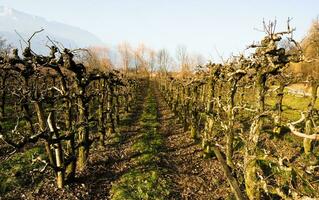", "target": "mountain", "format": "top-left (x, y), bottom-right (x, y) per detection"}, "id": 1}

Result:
top-left (0, 6), bottom-right (104, 54)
